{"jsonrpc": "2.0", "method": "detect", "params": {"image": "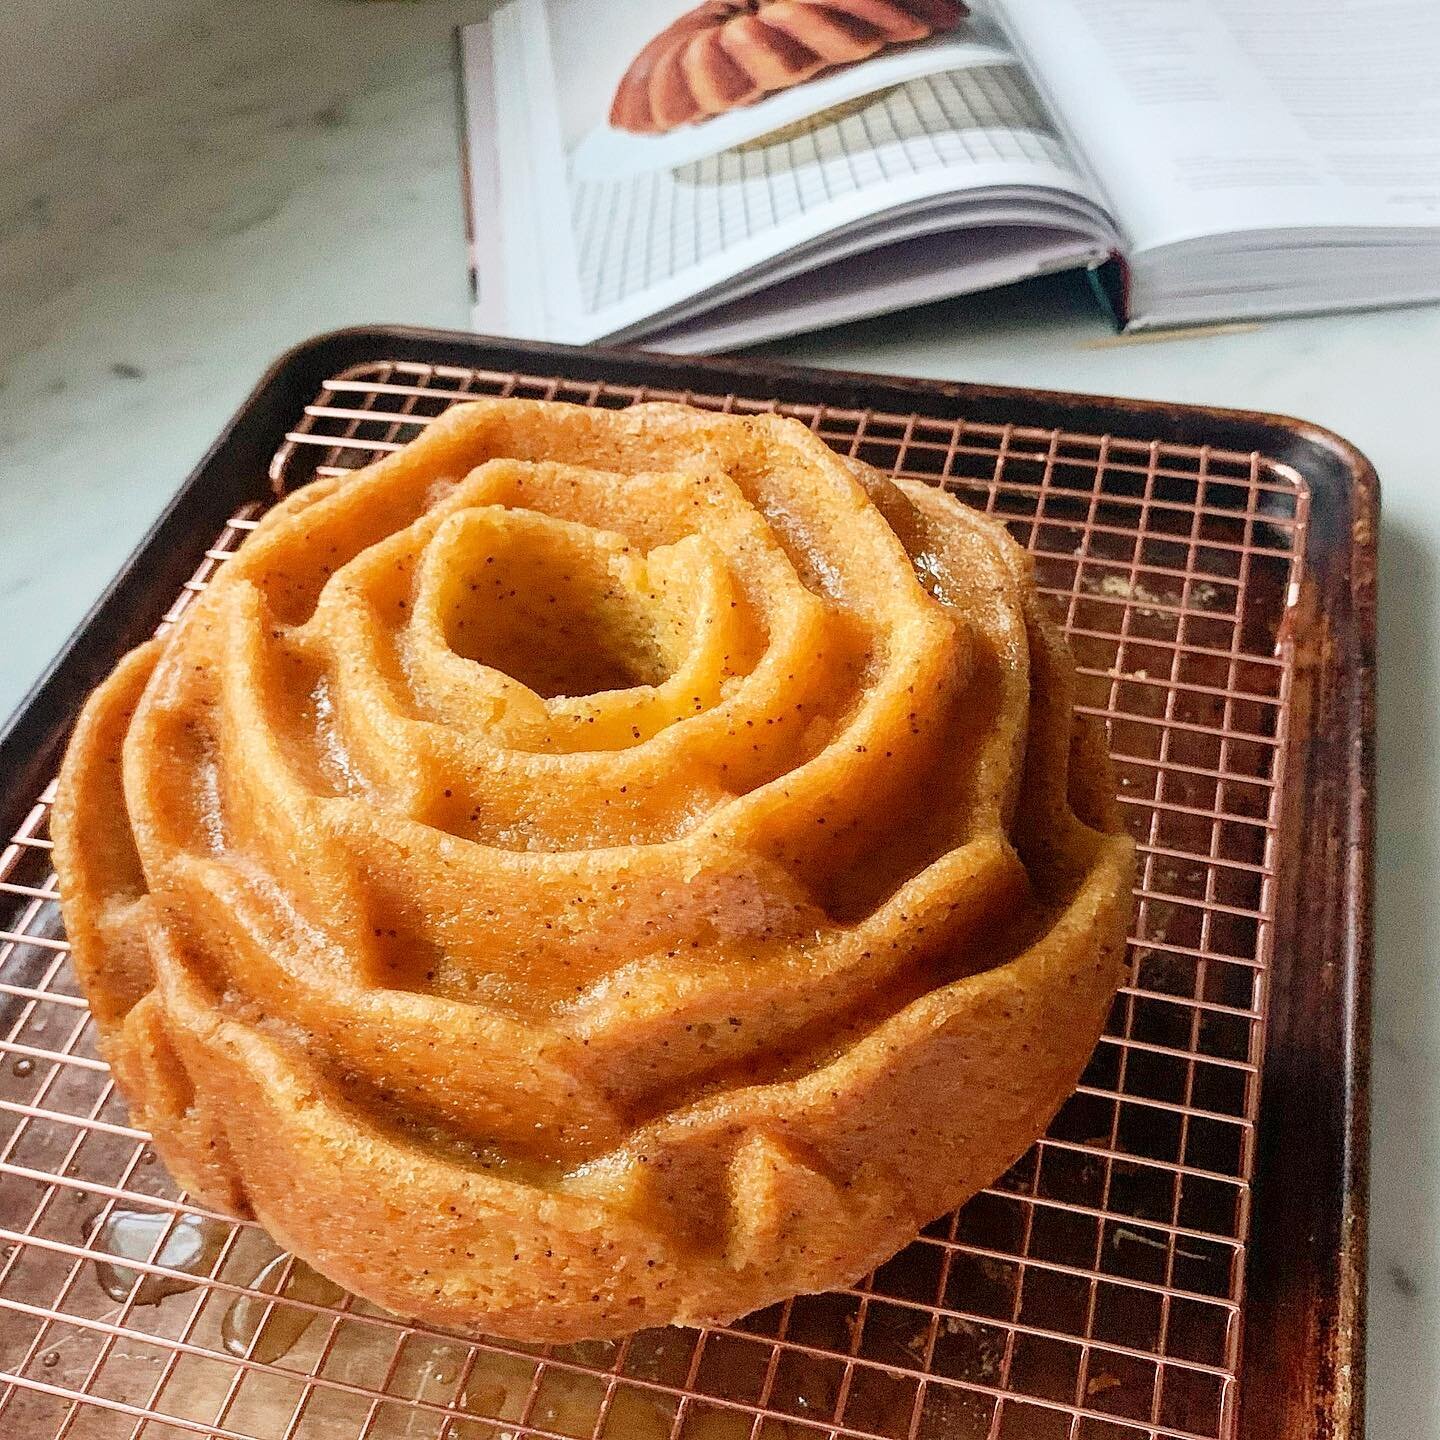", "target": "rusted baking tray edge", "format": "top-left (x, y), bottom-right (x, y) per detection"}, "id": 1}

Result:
top-left (0, 324), bottom-right (1375, 1440)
